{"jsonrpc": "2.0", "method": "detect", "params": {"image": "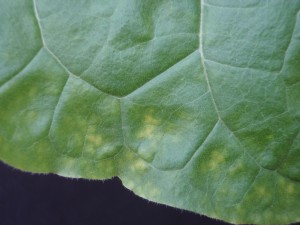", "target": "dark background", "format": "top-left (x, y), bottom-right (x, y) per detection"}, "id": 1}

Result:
top-left (0, 161), bottom-right (226, 225)
top-left (0, 161), bottom-right (296, 225)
